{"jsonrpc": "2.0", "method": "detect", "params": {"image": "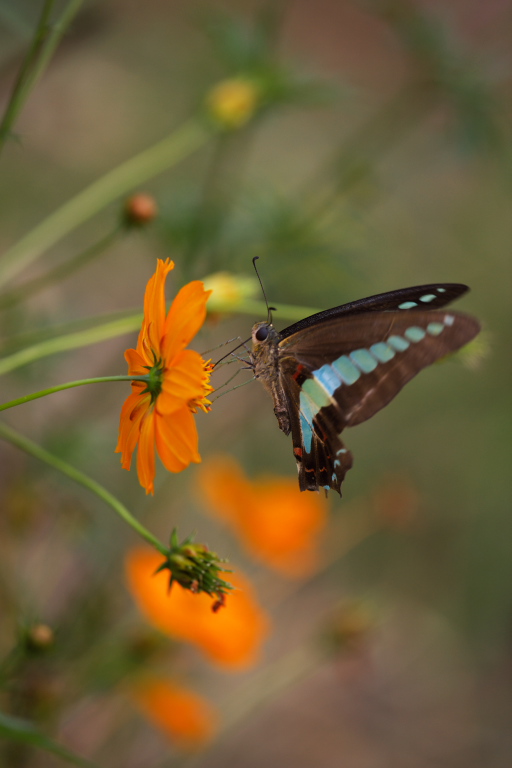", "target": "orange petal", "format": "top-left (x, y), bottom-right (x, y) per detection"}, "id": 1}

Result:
top-left (125, 548), bottom-right (269, 668)
top-left (131, 678), bottom-right (217, 748)
top-left (158, 350), bottom-right (207, 414)
top-left (116, 392), bottom-right (150, 469)
top-left (125, 347), bottom-right (150, 375)
top-left (155, 406), bottom-right (200, 472)
top-left (198, 455), bottom-right (254, 523)
top-left (137, 259), bottom-right (174, 355)
top-left (162, 281), bottom-right (211, 362)
top-left (252, 481), bottom-right (327, 576)
top-left (199, 456), bottom-right (327, 577)
top-left (136, 409), bottom-right (156, 494)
